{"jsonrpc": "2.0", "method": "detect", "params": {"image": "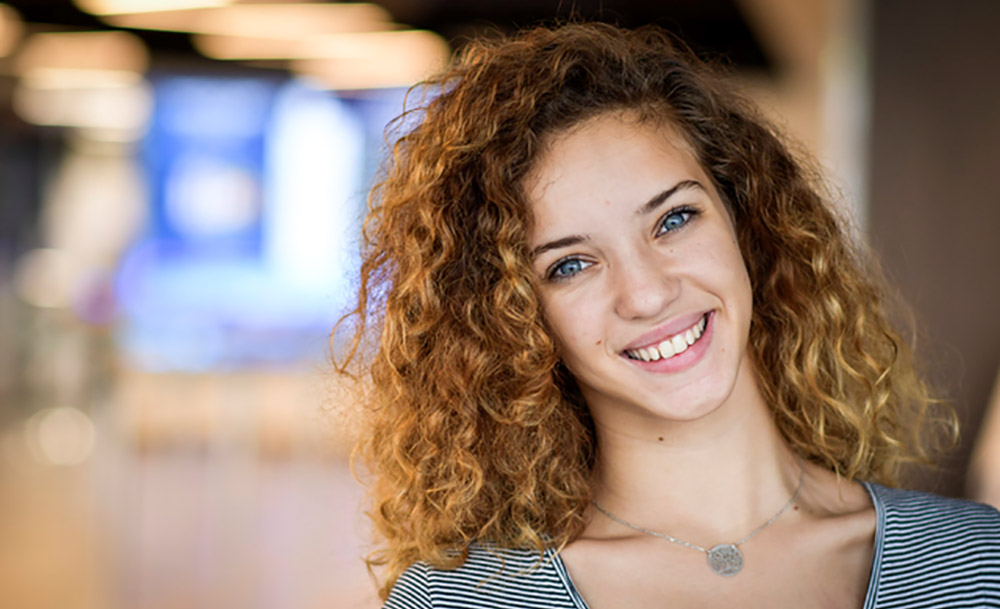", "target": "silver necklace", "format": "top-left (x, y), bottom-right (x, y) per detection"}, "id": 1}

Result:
top-left (592, 457), bottom-right (805, 577)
